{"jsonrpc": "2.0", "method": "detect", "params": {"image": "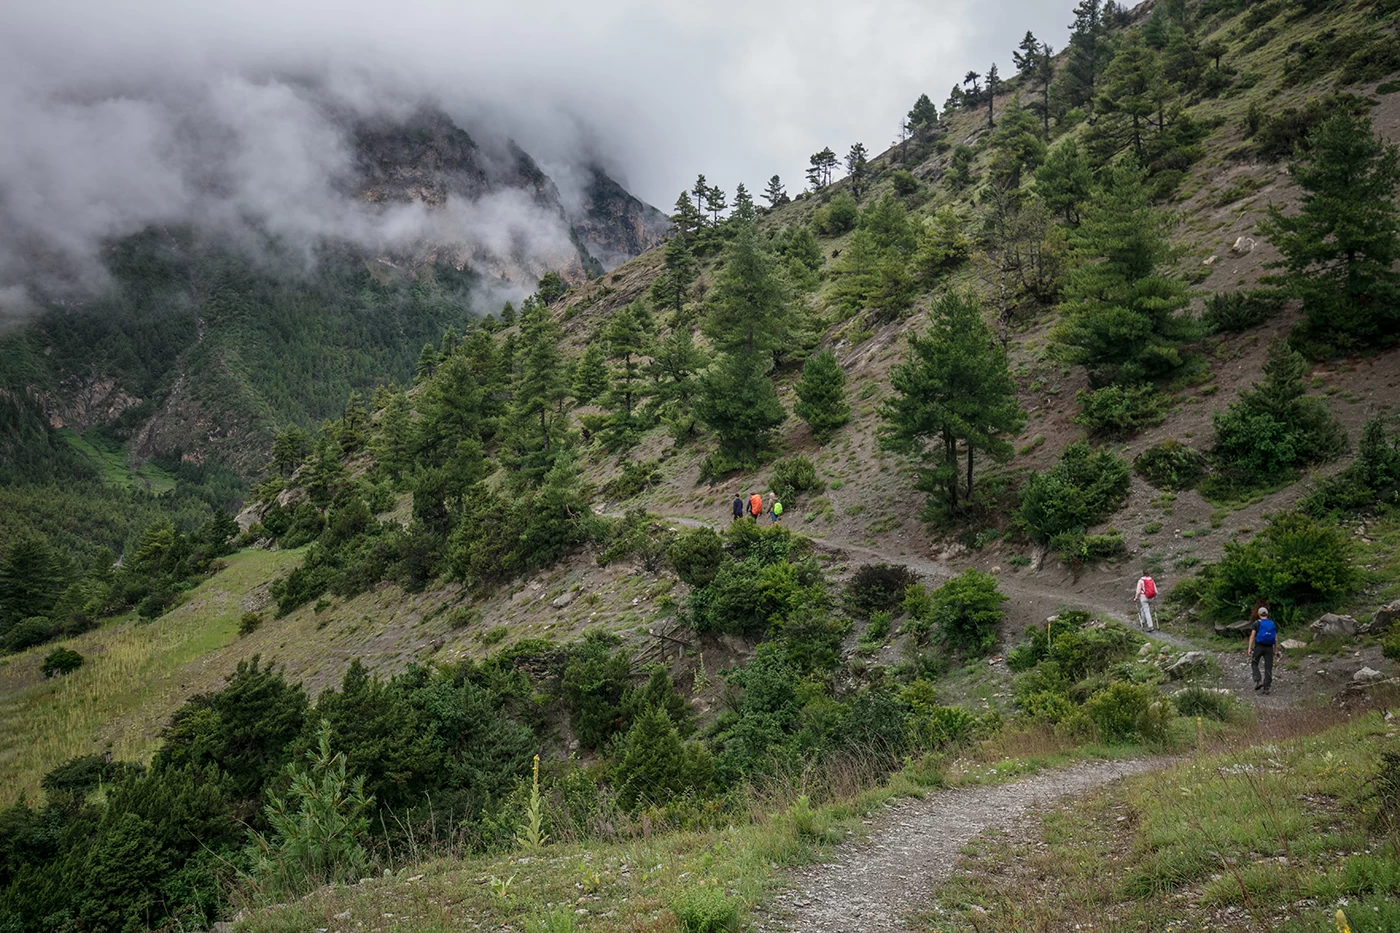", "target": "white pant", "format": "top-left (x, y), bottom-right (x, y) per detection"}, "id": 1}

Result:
top-left (1138, 596), bottom-right (1154, 630)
